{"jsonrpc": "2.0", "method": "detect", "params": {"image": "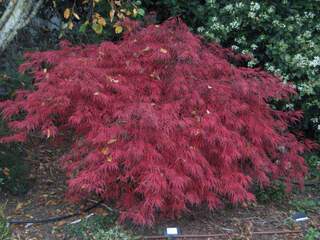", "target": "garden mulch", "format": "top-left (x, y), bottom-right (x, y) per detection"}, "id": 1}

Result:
top-left (1, 139), bottom-right (319, 240)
